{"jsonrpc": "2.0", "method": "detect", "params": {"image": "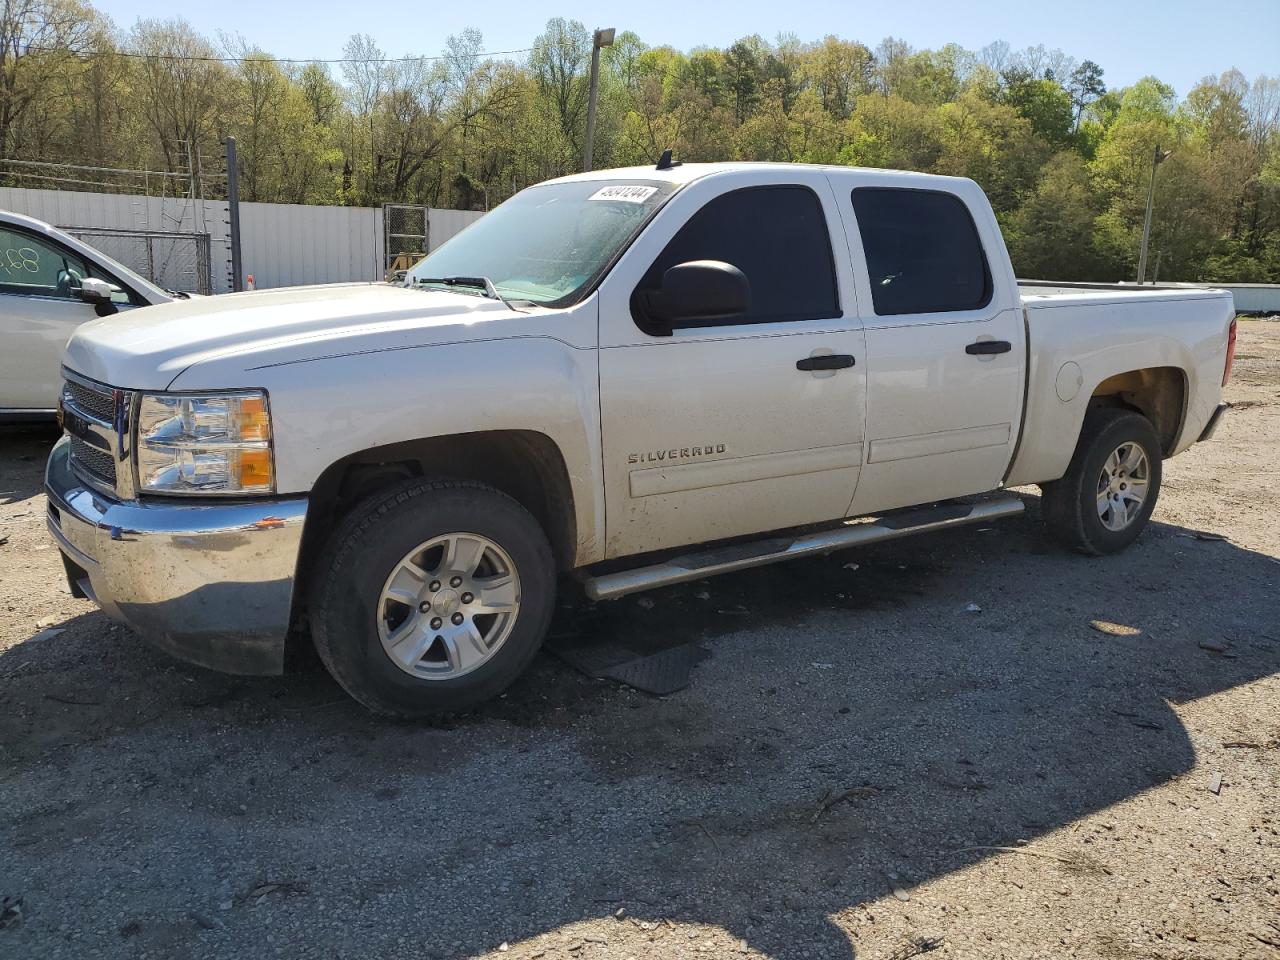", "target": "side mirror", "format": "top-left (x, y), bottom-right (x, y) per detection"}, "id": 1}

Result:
top-left (640, 260), bottom-right (750, 334)
top-left (77, 277), bottom-right (119, 317)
